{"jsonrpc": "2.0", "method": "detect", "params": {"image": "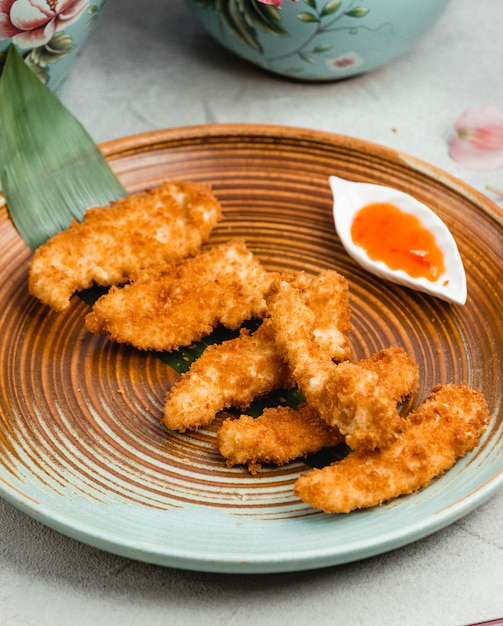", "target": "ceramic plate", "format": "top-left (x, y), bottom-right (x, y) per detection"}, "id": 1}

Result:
top-left (1, 125), bottom-right (502, 574)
